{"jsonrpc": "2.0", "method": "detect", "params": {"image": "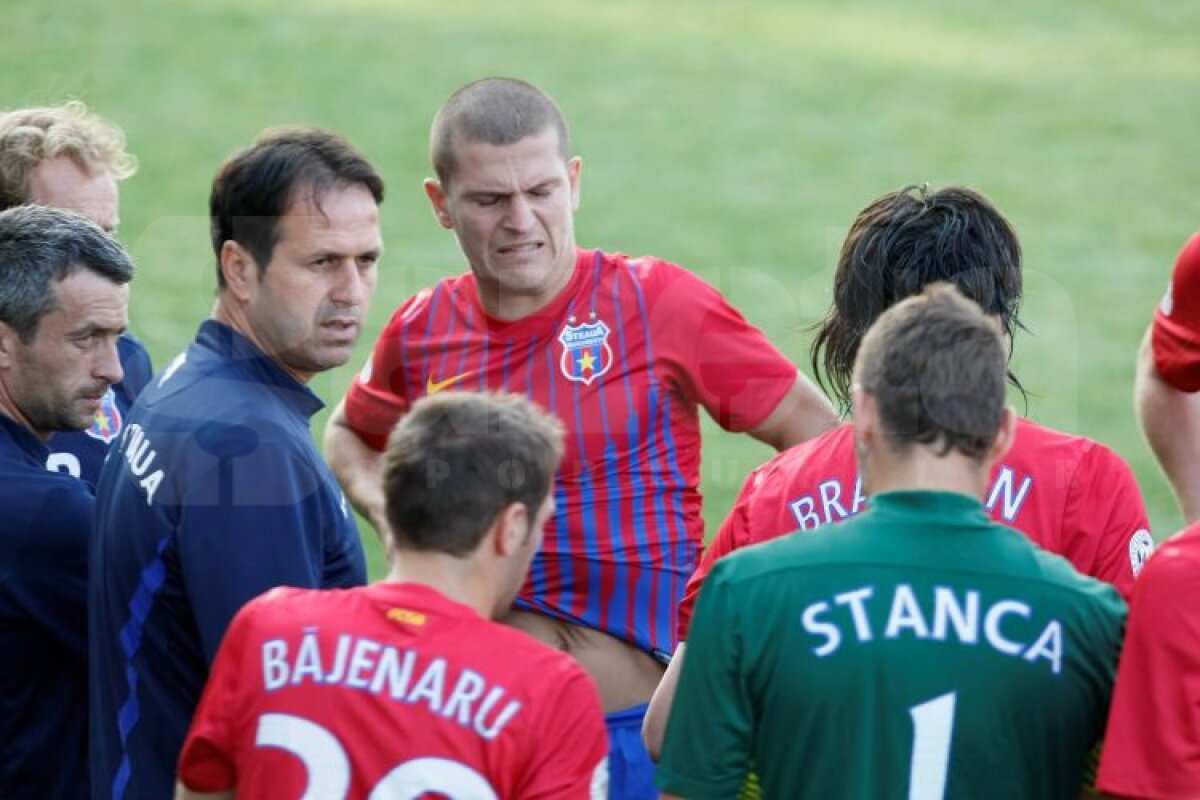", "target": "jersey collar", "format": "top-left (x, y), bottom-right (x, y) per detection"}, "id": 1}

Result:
top-left (196, 320), bottom-right (325, 419)
top-left (870, 490), bottom-right (990, 524)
